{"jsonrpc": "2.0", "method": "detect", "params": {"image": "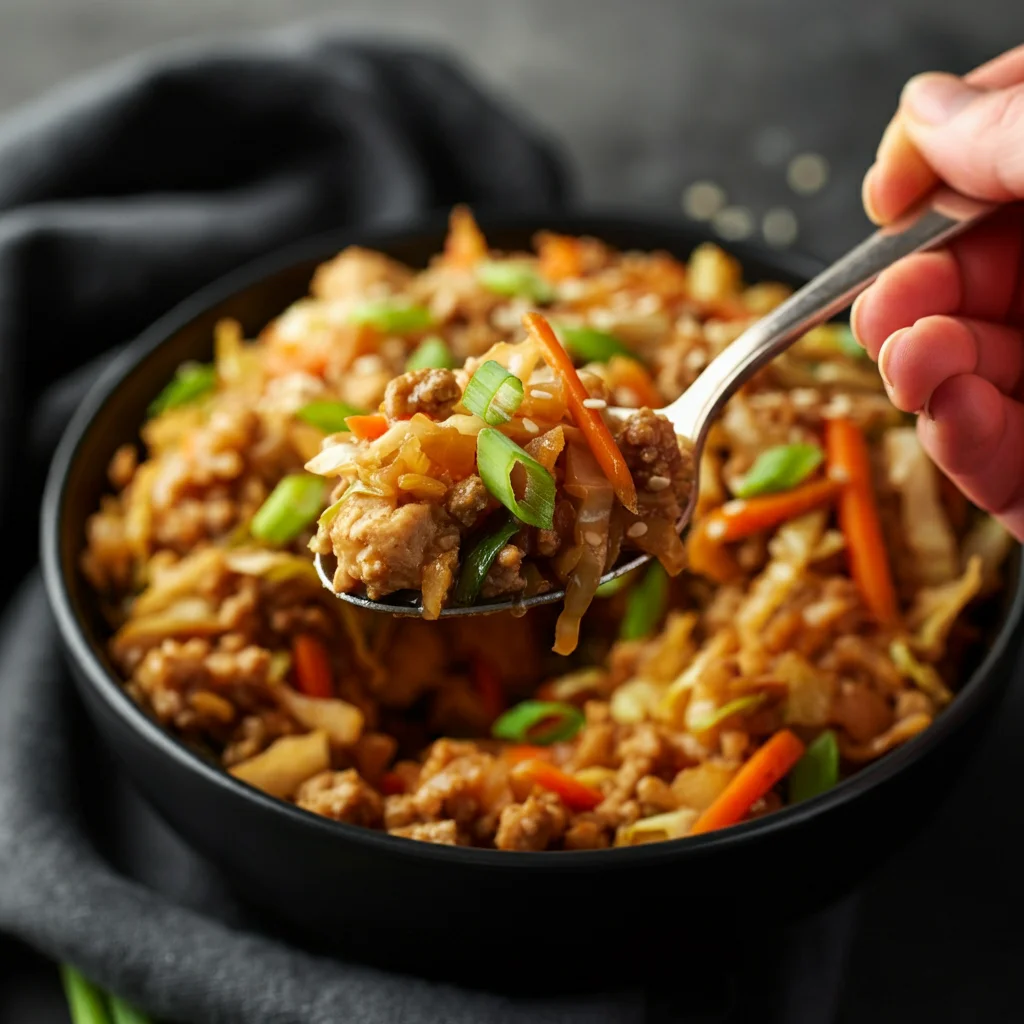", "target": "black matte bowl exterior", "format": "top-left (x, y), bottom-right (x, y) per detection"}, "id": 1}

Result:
top-left (42, 212), bottom-right (1024, 984)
